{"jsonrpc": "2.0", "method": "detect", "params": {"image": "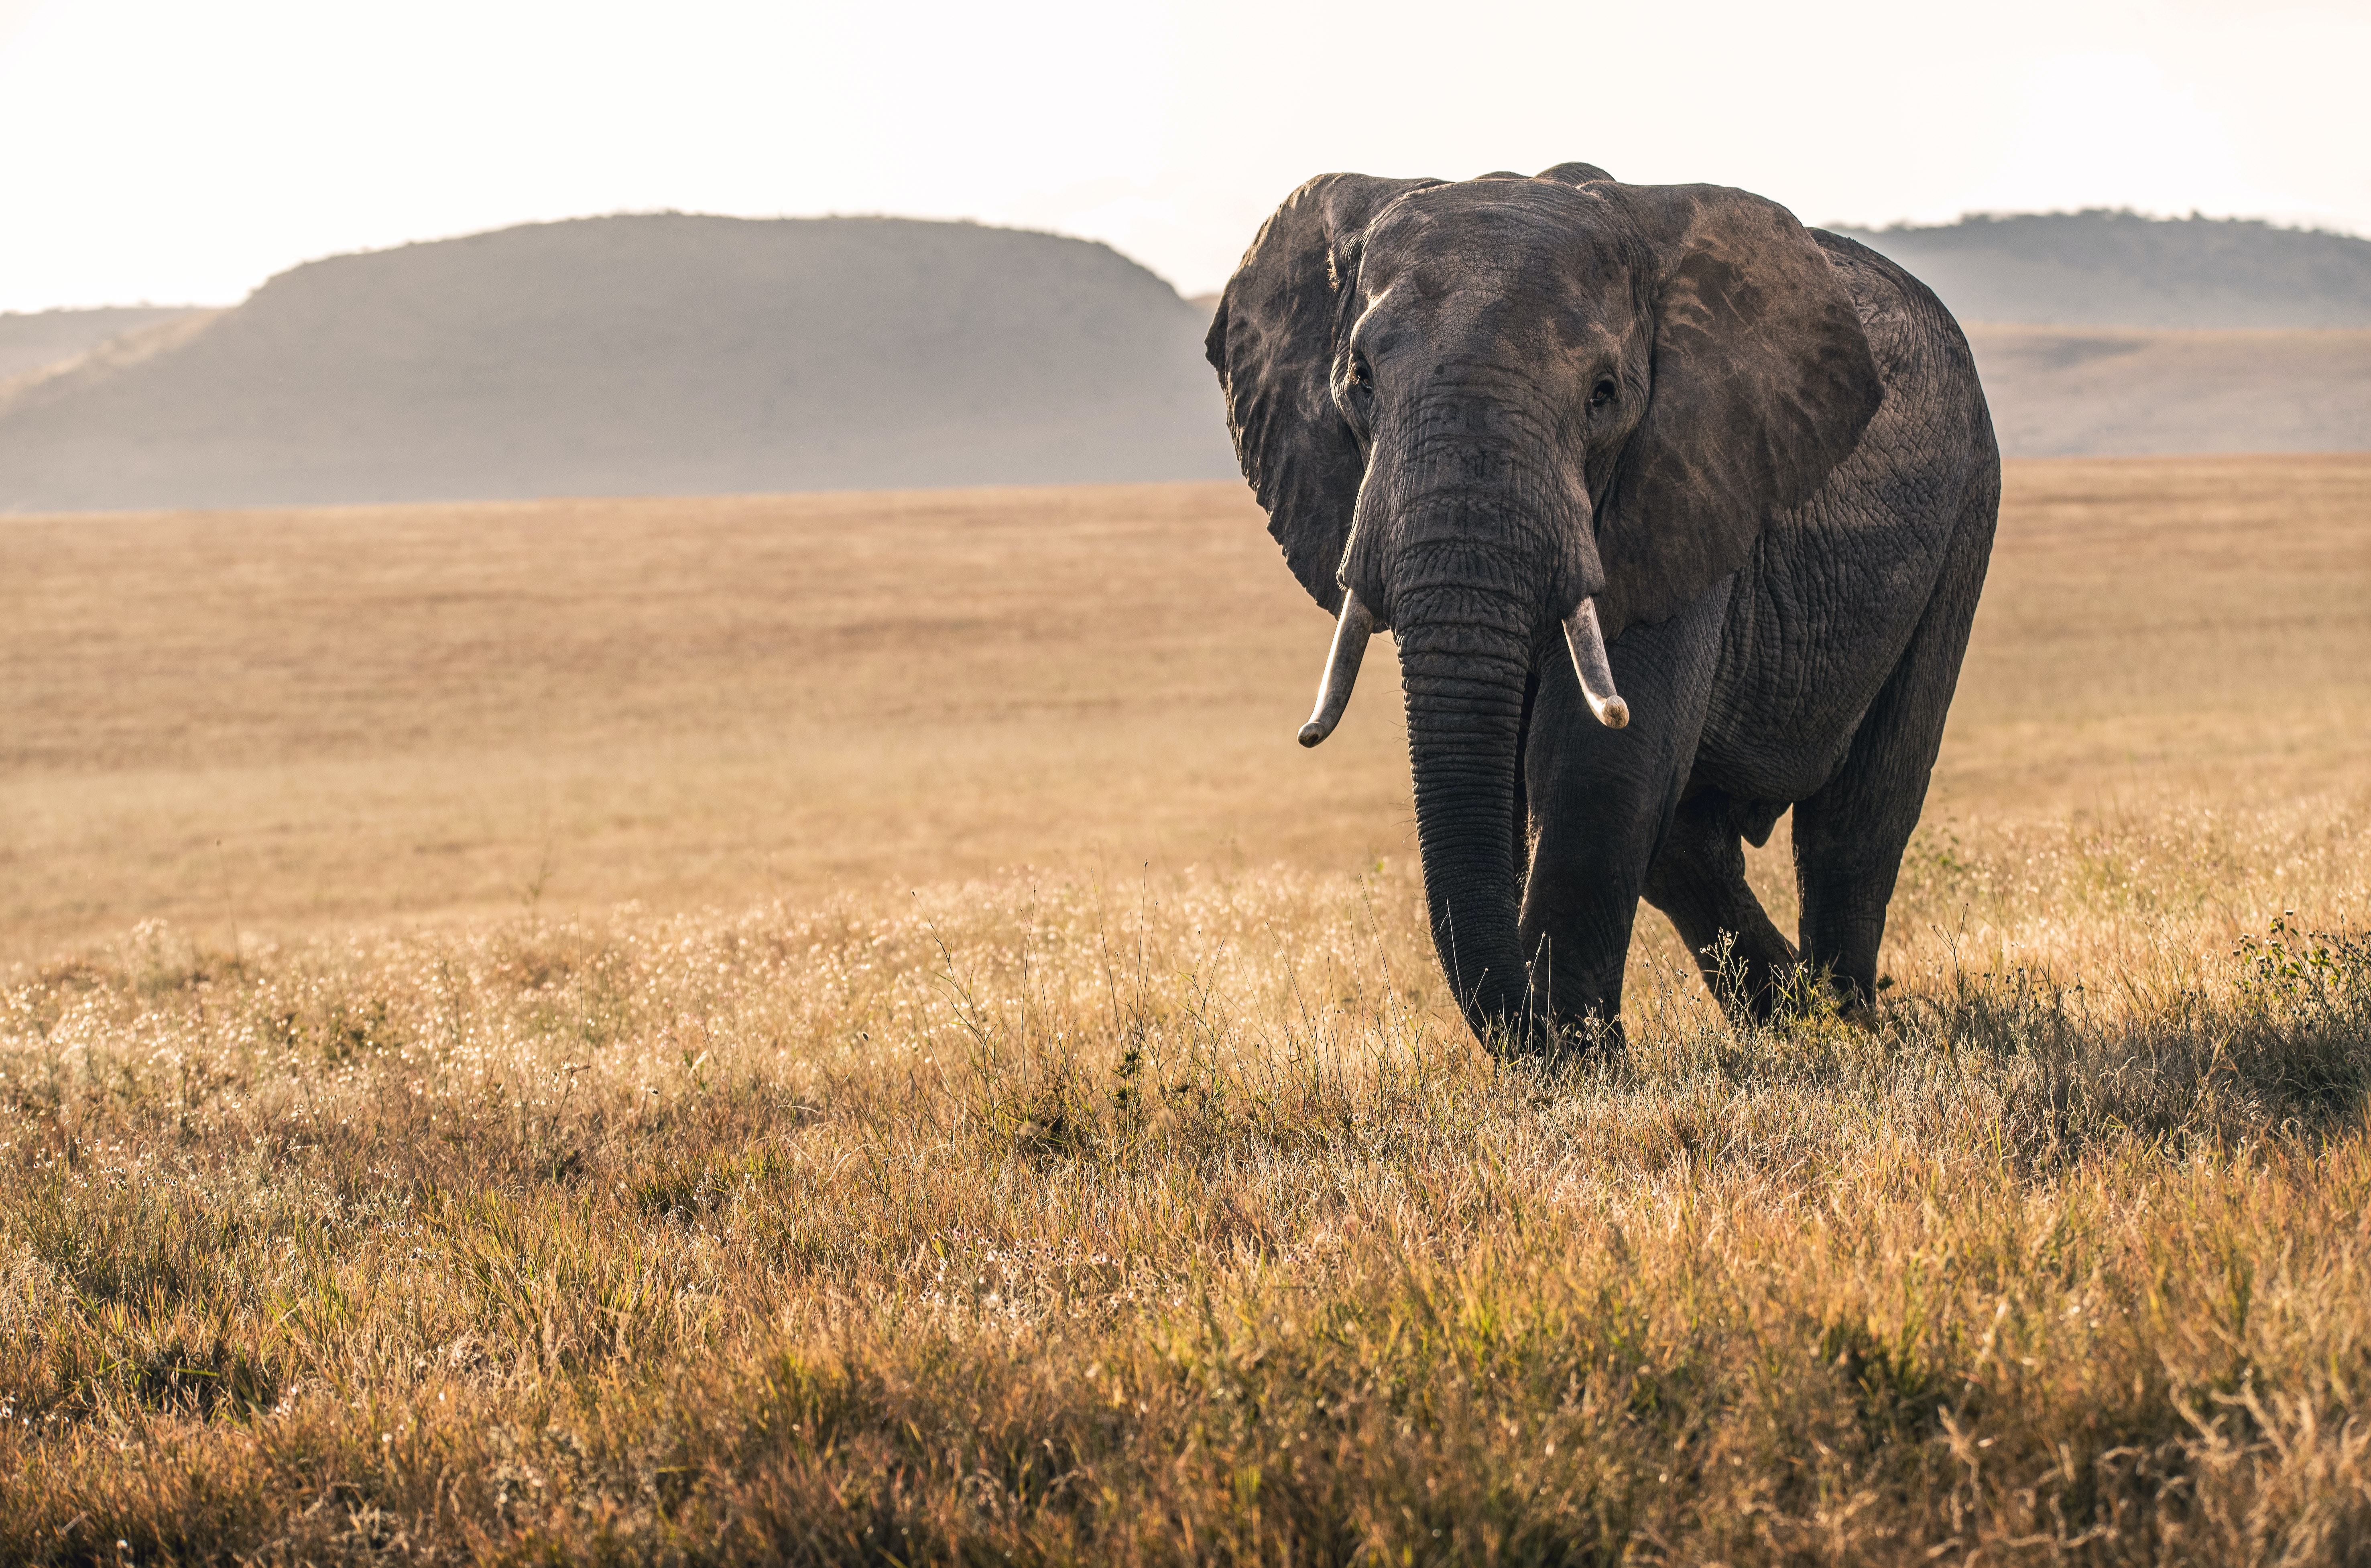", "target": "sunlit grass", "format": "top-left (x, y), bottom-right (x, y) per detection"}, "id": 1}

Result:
top-left (3, 793), bottom-right (2365, 1563)
top-left (4, 455), bottom-right (2364, 1558)
top-left (7, 456), bottom-right (2367, 967)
